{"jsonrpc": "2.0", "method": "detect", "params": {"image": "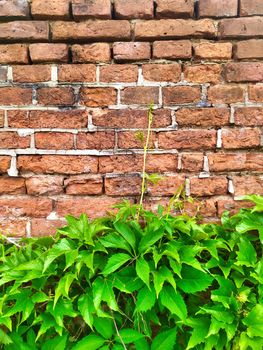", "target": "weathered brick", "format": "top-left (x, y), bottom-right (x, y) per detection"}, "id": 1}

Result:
top-left (92, 109), bottom-right (171, 128)
top-left (199, 0), bottom-right (238, 18)
top-left (156, 0), bottom-right (194, 18)
top-left (118, 131), bottom-right (156, 149)
top-left (17, 155), bottom-right (98, 174)
top-left (77, 131), bottom-right (115, 149)
top-left (65, 175), bottom-right (103, 195)
top-left (72, 0), bottom-right (111, 20)
top-left (209, 152), bottom-right (263, 172)
top-left (221, 128), bottom-right (261, 149)
top-left (163, 86), bottom-right (200, 105)
top-left (0, 219), bottom-right (27, 237)
top-left (233, 176), bottom-right (263, 196)
top-left (208, 85), bottom-right (244, 104)
top-left (0, 67), bottom-right (7, 82)
top-left (184, 198), bottom-right (217, 218)
top-left (37, 87), bottom-right (75, 106)
top-left (0, 44), bottom-right (28, 64)
top-left (100, 65), bottom-right (138, 83)
top-left (121, 87), bottom-right (159, 105)
top-left (184, 64), bottom-right (222, 84)
top-left (8, 110), bottom-right (88, 129)
top-left (190, 177), bottom-right (228, 196)
top-left (176, 108), bottom-right (230, 127)
top-left (0, 198), bottom-right (52, 218)
top-left (80, 88), bottom-right (117, 107)
top-left (31, 219), bottom-right (65, 237)
top-left (225, 63), bottom-right (263, 82)
top-left (158, 130), bottom-right (217, 150)
top-left (217, 197), bottom-right (253, 216)
top-left (58, 64), bottom-right (96, 82)
top-left (0, 156), bottom-right (11, 173)
top-left (0, 21), bottom-right (49, 42)
top-left (114, 0), bottom-right (153, 19)
top-left (194, 42), bottom-right (232, 60)
top-left (248, 85), bottom-right (263, 102)
top-left (52, 20), bottom-right (131, 41)
top-left (0, 87), bottom-right (32, 106)
top-left (29, 43), bottom-right (68, 63)
top-left (72, 43), bottom-right (111, 63)
top-left (0, 178), bottom-right (26, 195)
top-left (143, 64), bottom-right (181, 82)
top-left (113, 42), bottom-right (151, 62)
top-left (148, 174), bottom-right (185, 196)
top-left (219, 17), bottom-right (263, 38)
top-left (240, 0), bottom-right (263, 16)
top-left (0, 111), bottom-right (4, 127)
top-left (181, 153), bottom-right (204, 172)
top-left (153, 40), bottom-right (192, 59)
top-left (35, 132), bottom-right (74, 150)
top-left (0, 132), bottom-right (30, 149)
top-left (12, 65), bottom-right (51, 83)
top-left (0, 0), bottom-right (29, 19)
top-left (135, 19), bottom-right (217, 40)
top-left (234, 108), bottom-right (263, 126)
top-left (31, 0), bottom-right (70, 19)
top-left (105, 175), bottom-right (141, 196)
top-left (235, 40), bottom-right (263, 59)
top-left (26, 176), bottom-right (64, 195)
